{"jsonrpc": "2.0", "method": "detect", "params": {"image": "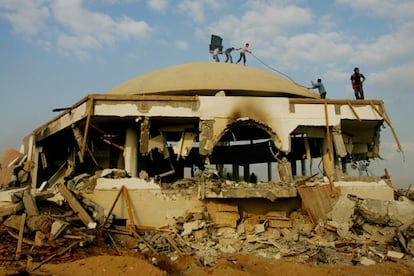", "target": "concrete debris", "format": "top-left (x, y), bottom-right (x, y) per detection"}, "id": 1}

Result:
top-left (0, 170), bottom-right (413, 270)
top-left (387, 250), bottom-right (404, 259)
top-left (360, 256), bottom-right (376, 266)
